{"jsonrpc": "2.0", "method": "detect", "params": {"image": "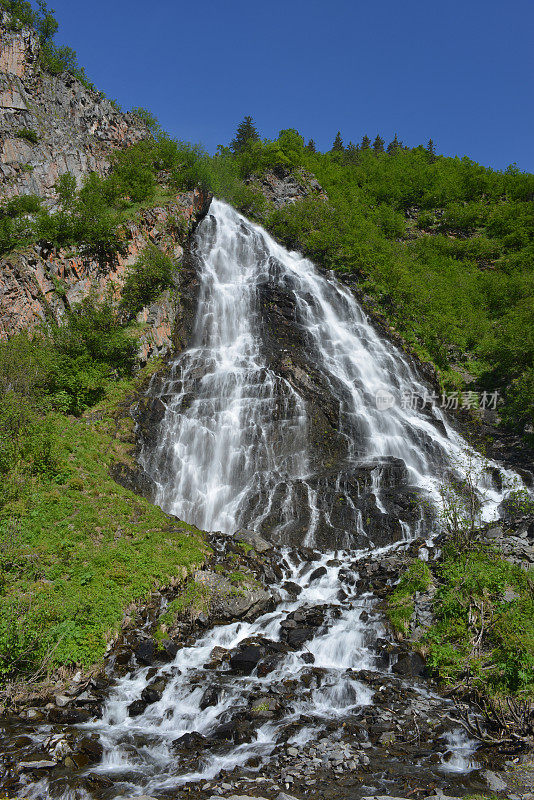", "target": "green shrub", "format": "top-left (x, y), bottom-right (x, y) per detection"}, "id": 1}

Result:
top-left (45, 297), bottom-right (138, 414)
top-left (425, 544), bottom-right (534, 696)
top-left (120, 244), bottom-right (176, 318)
top-left (0, 0), bottom-right (38, 30)
top-left (15, 127), bottom-right (39, 145)
top-left (387, 559), bottom-right (432, 634)
top-left (0, 194), bottom-right (42, 219)
top-left (35, 173), bottom-right (124, 264)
